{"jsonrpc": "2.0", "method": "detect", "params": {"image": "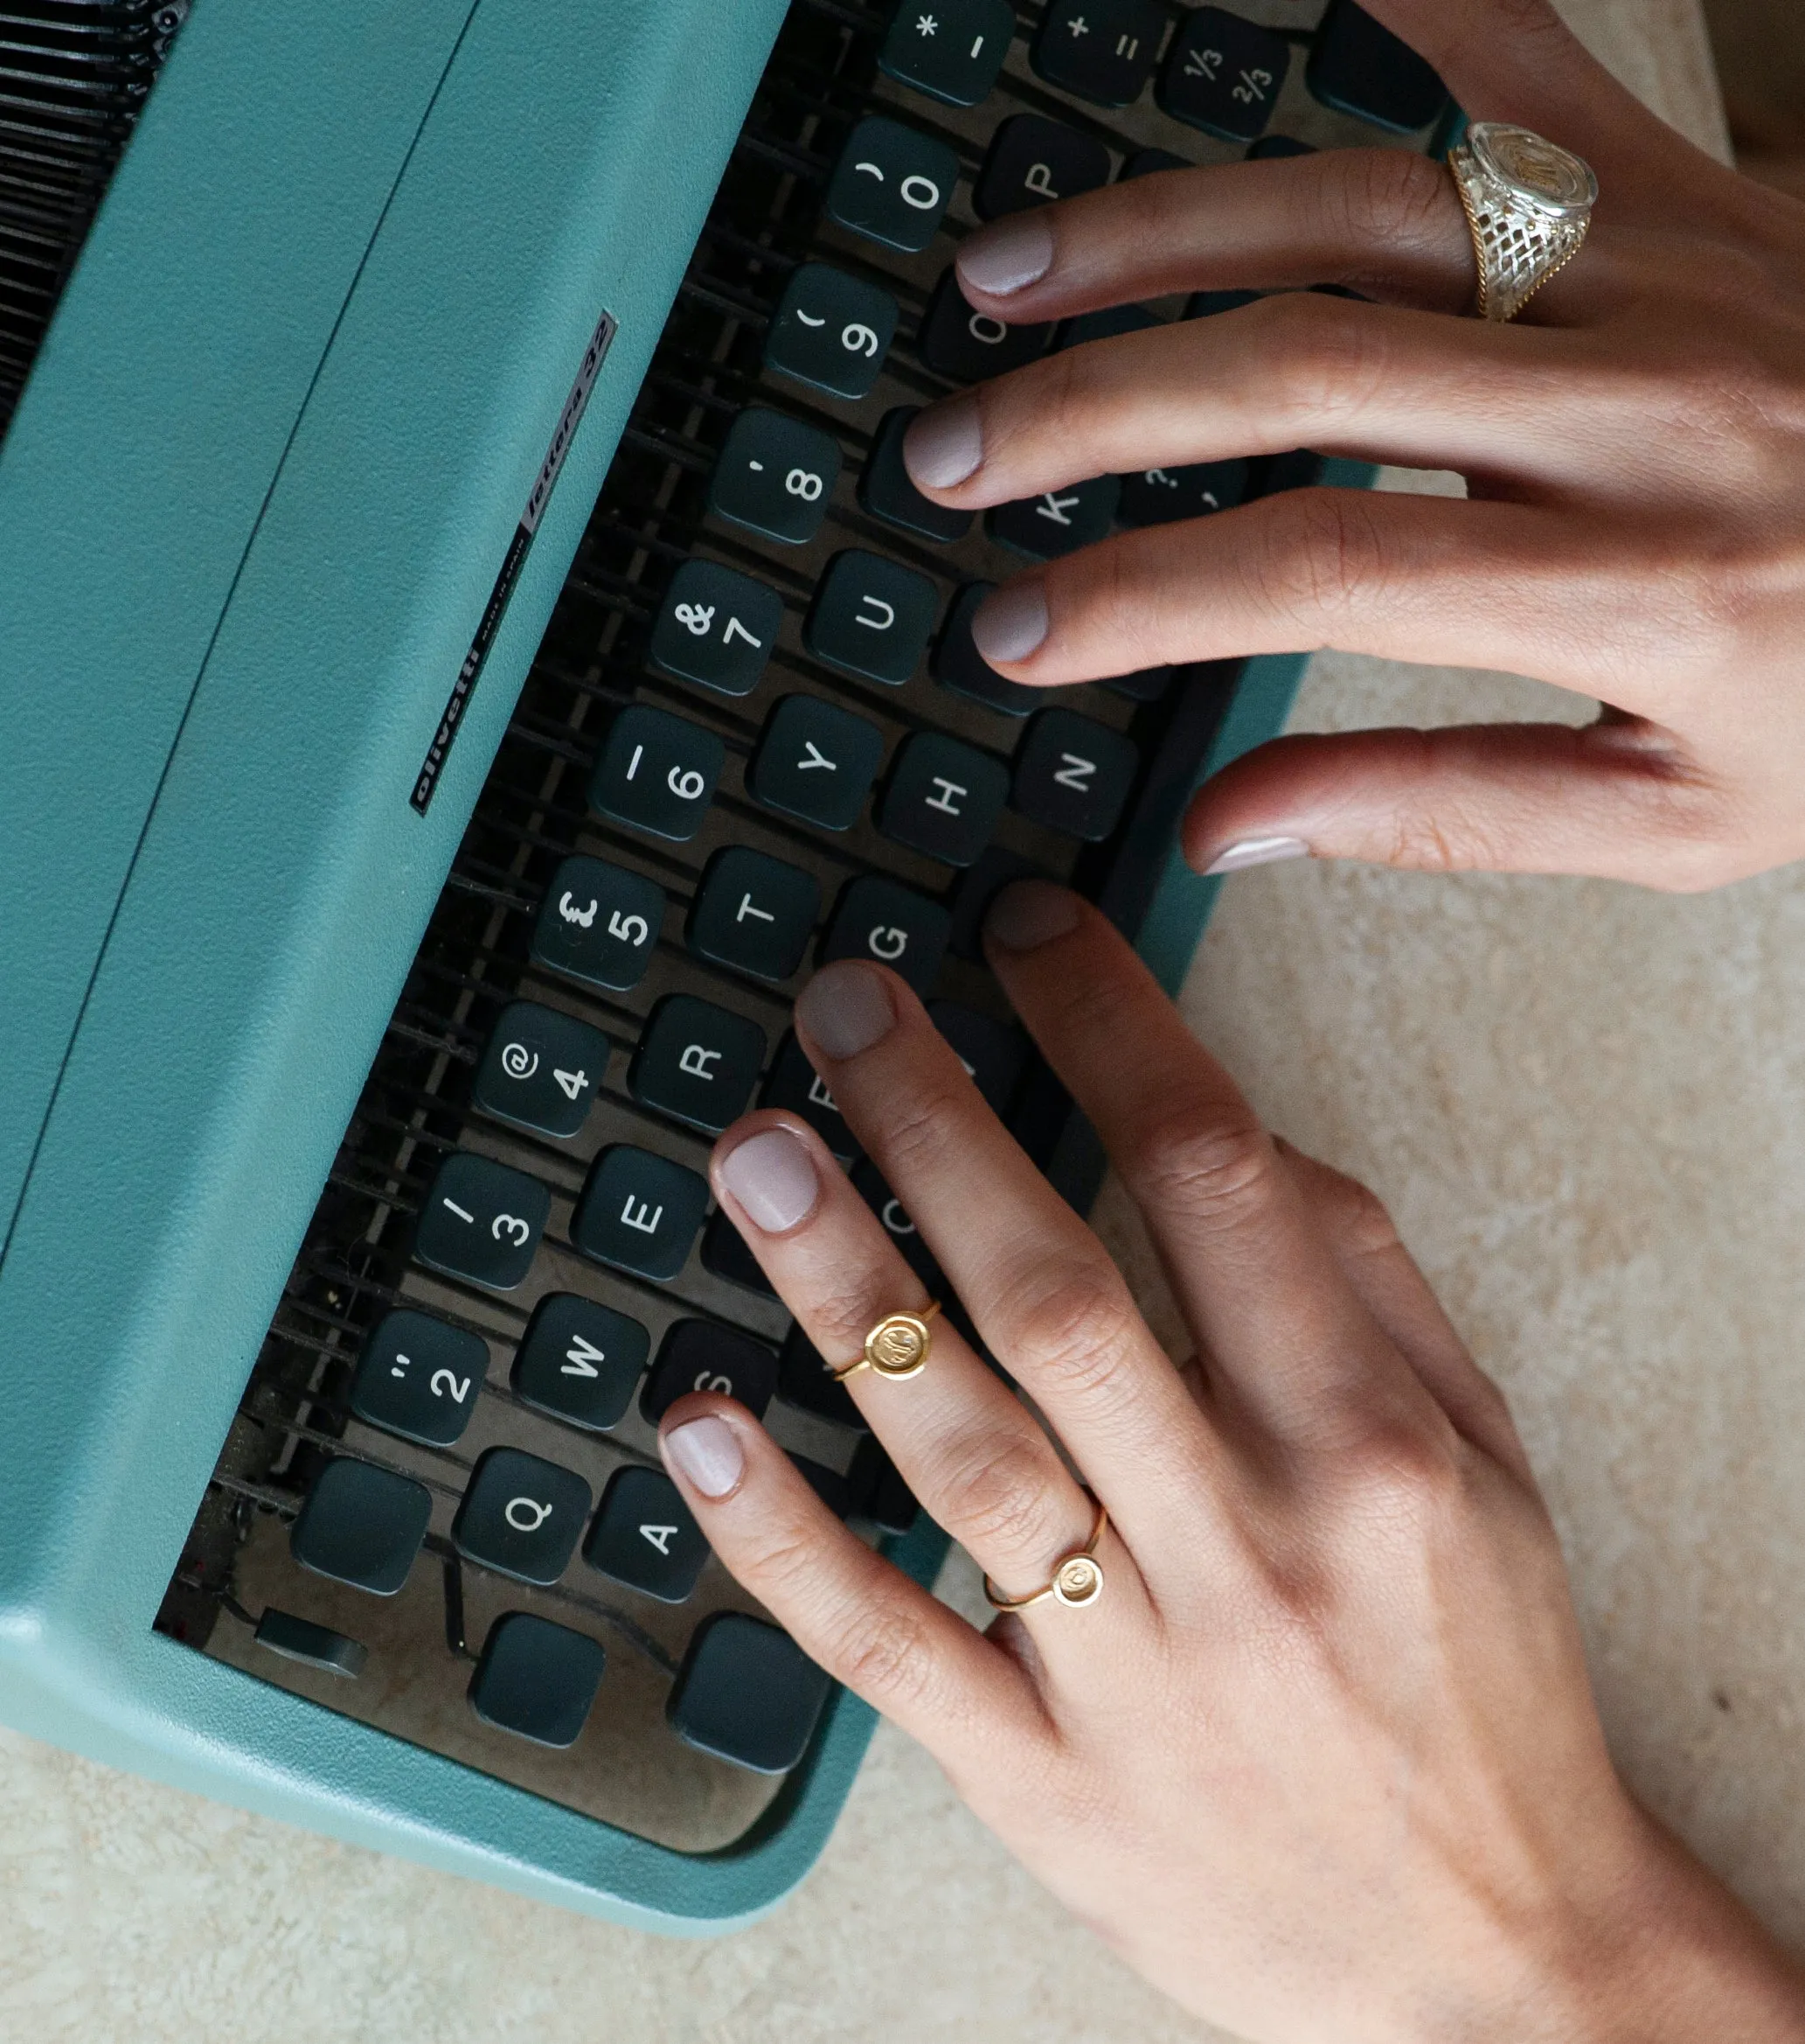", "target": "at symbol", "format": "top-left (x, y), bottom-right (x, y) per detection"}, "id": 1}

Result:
top-left (501, 1042), bottom-right (538, 1081)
